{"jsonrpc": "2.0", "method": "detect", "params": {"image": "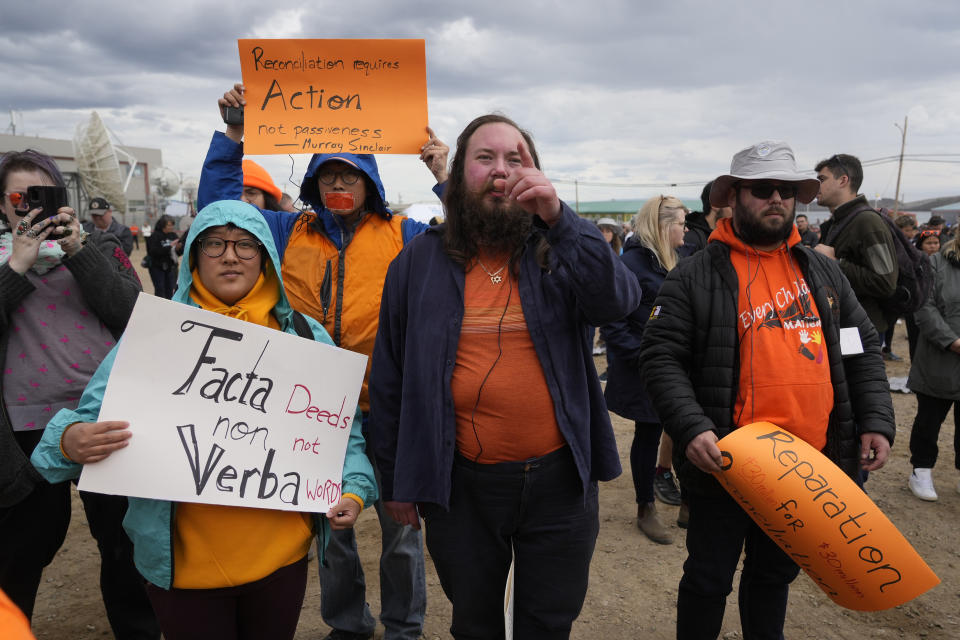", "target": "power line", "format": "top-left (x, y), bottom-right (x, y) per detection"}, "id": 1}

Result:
top-left (554, 154), bottom-right (960, 190)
